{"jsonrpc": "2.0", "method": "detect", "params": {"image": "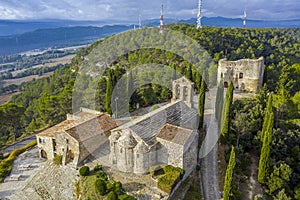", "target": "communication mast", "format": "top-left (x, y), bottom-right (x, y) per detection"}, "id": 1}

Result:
top-left (196, 0), bottom-right (203, 29)
top-left (243, 9), bottom-right (247, 28)
top-left (139, 14), bottom-right (142, 29)
top-left (160, 4), bottom-right (164, 34)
